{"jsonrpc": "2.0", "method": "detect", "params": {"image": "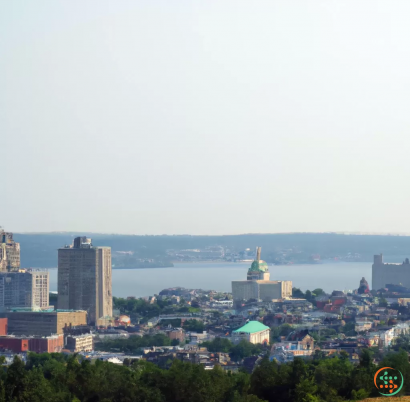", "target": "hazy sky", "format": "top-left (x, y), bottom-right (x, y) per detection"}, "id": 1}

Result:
top-left (2, 1), bottom-right (410, 235)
